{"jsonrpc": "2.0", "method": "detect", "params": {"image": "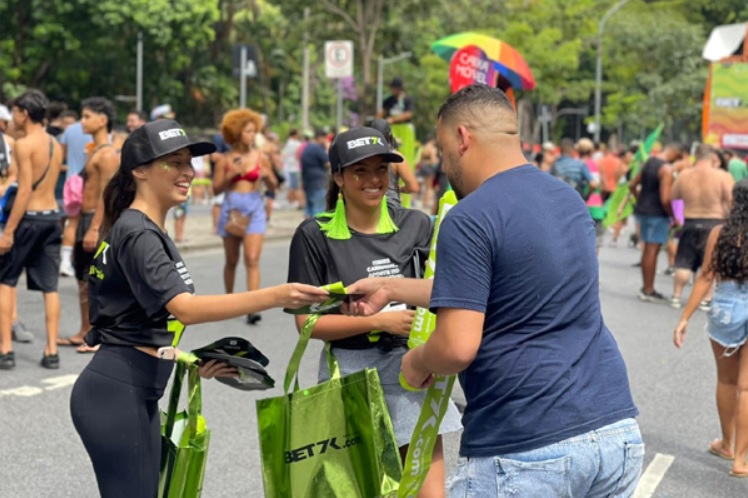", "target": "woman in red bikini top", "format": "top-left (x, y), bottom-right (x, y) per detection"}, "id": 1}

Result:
top-left (213, 108), bottom-right (277, 325)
